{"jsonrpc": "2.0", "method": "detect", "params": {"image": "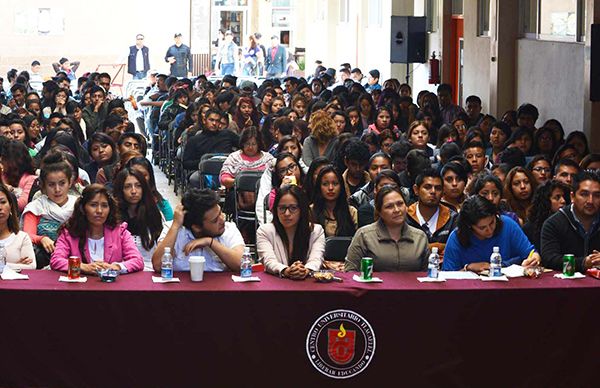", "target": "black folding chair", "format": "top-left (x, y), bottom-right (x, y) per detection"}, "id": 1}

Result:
top-left (324, 237), bottom-right (353, 262)
top-left (197, 156), bottom-right (227, 190)
top-left (234, 171), bottom-right (263, 246)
